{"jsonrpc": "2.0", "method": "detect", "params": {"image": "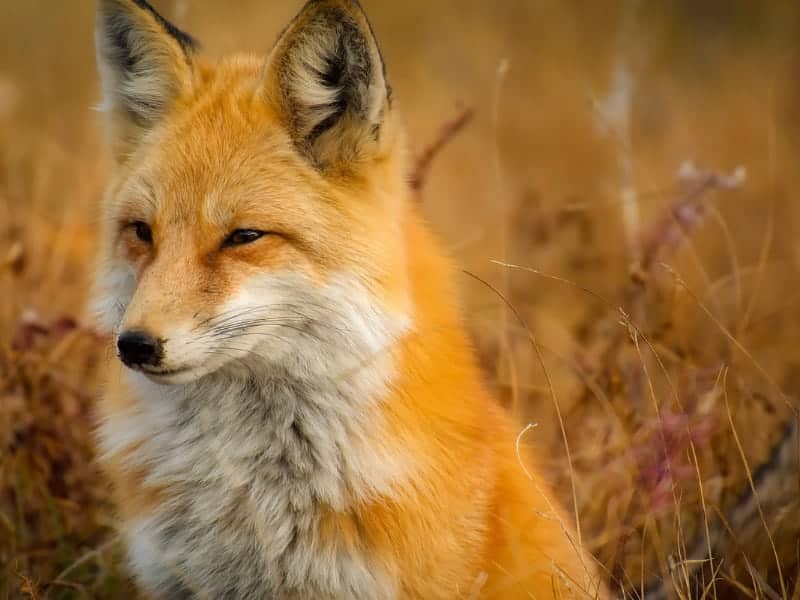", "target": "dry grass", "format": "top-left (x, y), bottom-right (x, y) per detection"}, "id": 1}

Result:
top-left (2, 1), bottom-right (800, 598)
